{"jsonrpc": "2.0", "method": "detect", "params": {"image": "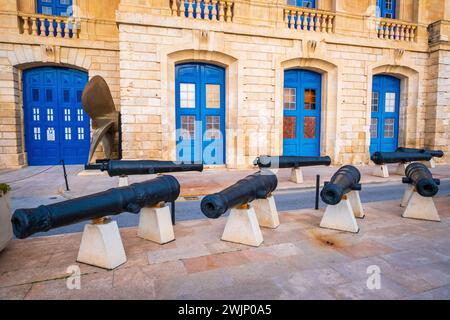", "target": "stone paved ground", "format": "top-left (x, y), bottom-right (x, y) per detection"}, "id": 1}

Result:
top-left (0, 197), bottom-right (449, 300)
